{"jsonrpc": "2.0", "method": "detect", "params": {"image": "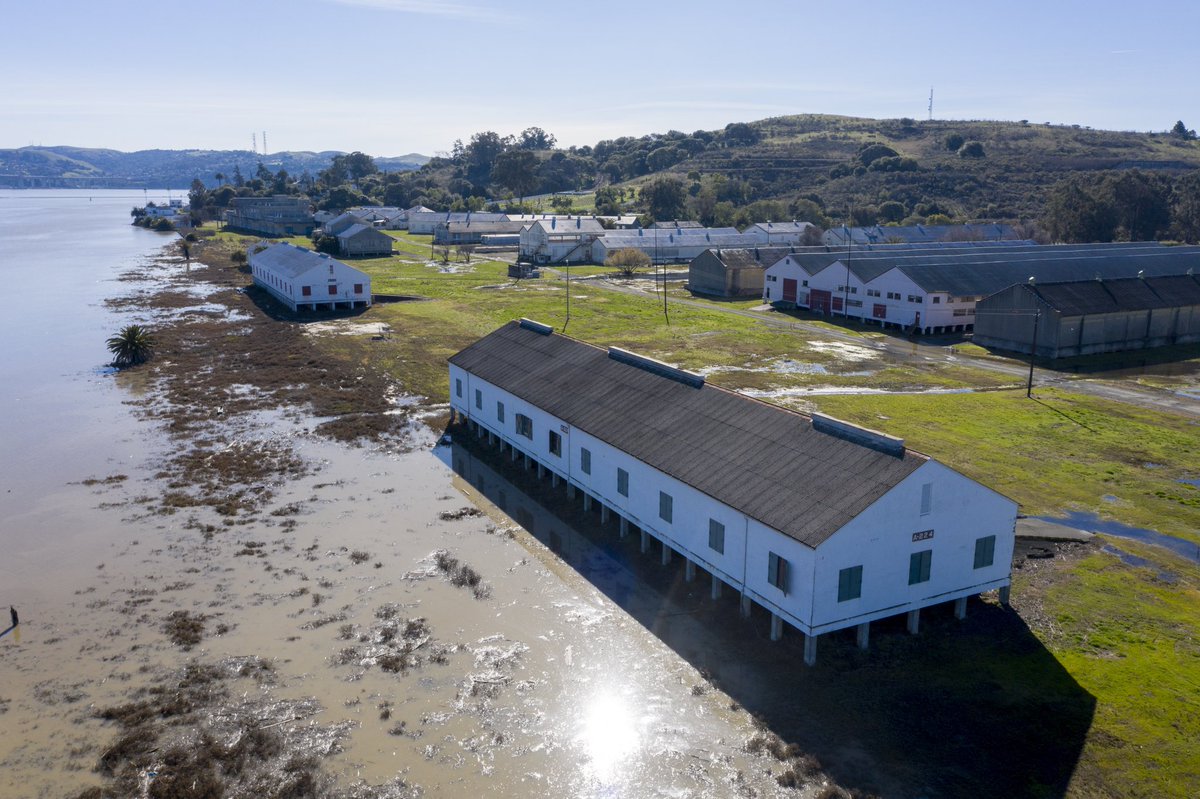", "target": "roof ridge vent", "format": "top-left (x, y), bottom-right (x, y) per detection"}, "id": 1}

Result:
top-left (811, 413), bottom-right (905, 456)
top-left (608, 347), bottom-right (705, 388)
top-left (518, 317), bottom-right (553, 335)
